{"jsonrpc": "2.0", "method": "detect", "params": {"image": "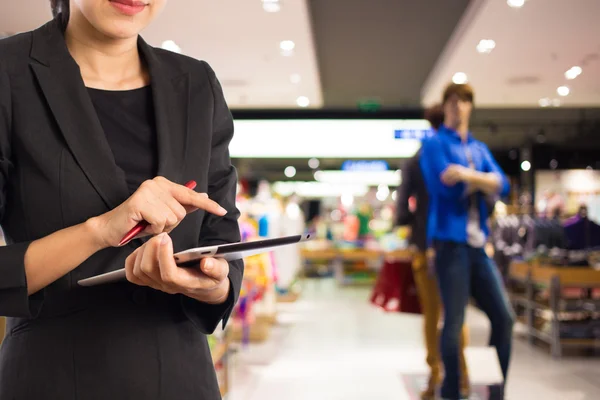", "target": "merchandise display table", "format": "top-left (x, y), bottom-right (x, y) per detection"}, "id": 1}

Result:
top-left (509, 260), bottom-right (600, 357)
top-left (301, 247), bottom-right (414, 286)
